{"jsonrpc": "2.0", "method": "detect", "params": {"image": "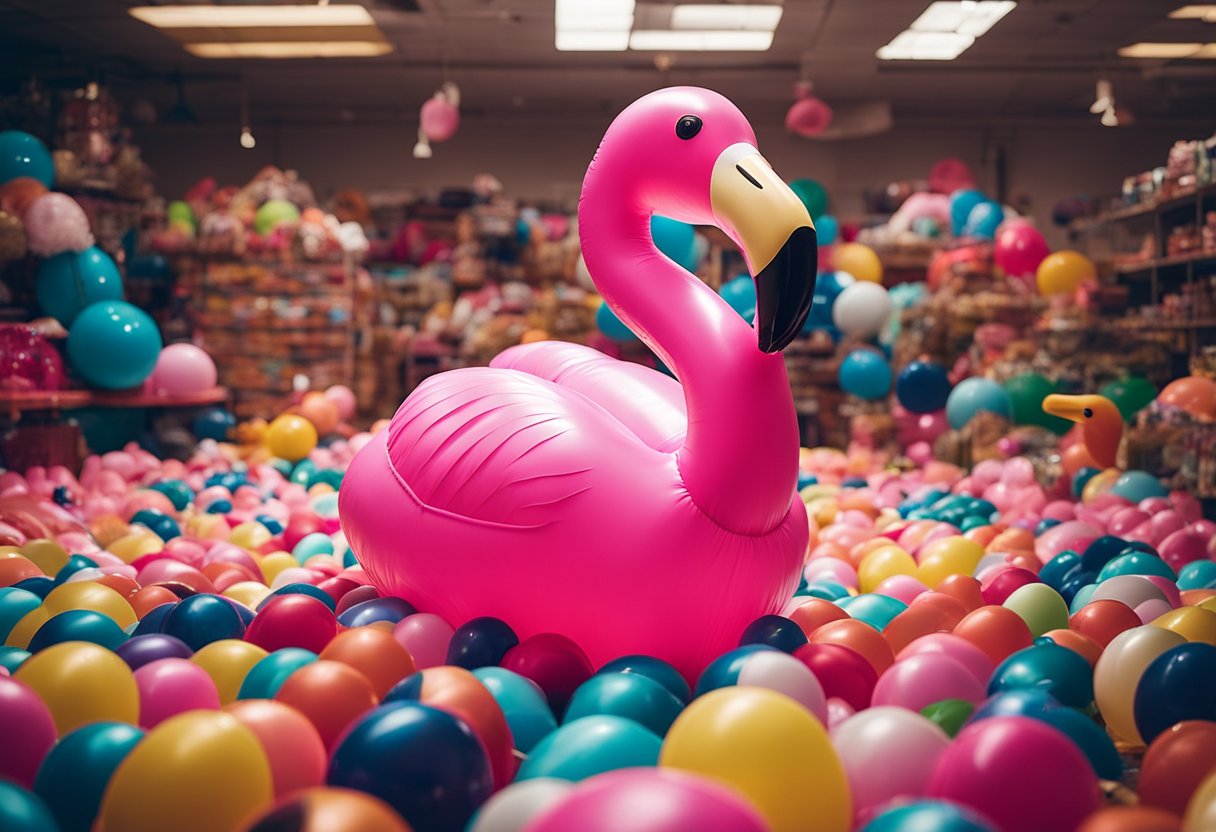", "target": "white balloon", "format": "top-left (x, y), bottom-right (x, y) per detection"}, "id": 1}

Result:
top-left (574, 254), bottom-right (596, 291)
top-left (737, 650), bottom-right (827, 725)
top-left (467, 778), bottom-right (573, 832)
top-left (831, 281), bottom-right (892, 337)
